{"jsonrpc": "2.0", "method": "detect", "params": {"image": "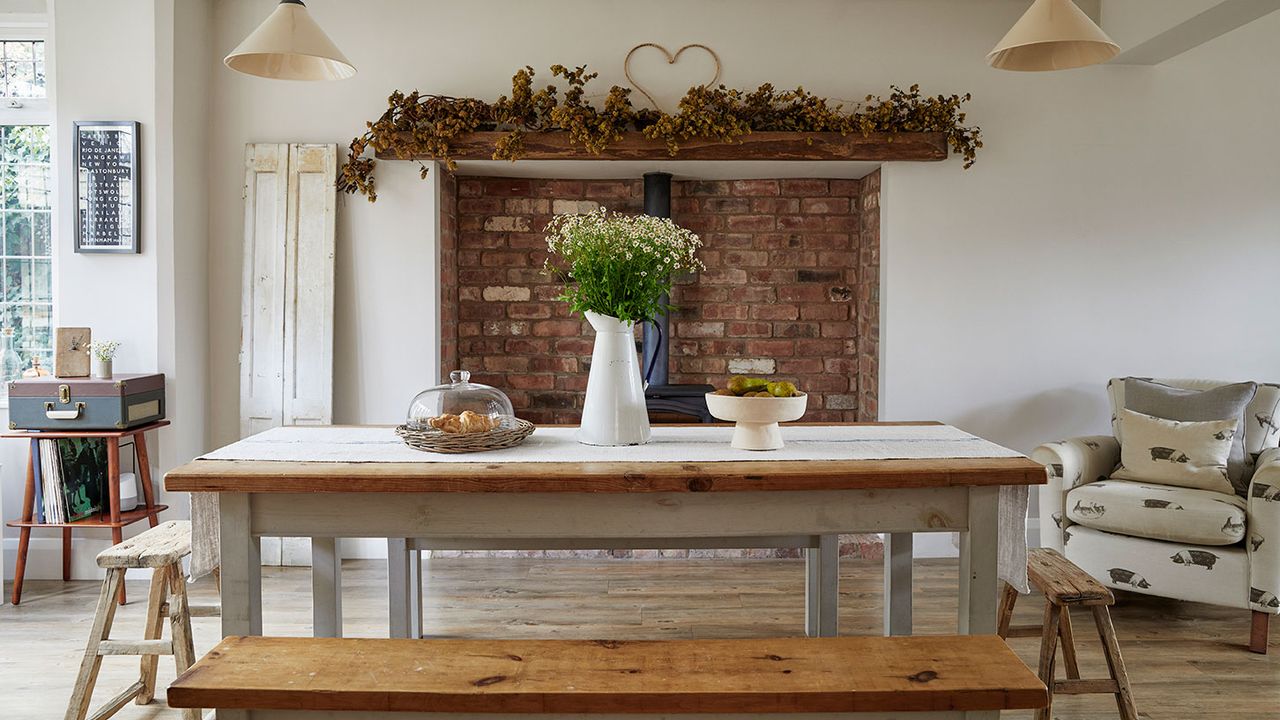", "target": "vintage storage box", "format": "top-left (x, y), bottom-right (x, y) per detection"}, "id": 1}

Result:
top-left (8, 373), bottom-right (165, 431)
